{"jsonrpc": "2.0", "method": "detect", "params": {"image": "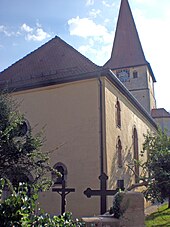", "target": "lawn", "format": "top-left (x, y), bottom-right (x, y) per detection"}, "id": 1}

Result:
top-left (145, 204), bottom-right (170, 227)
